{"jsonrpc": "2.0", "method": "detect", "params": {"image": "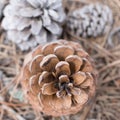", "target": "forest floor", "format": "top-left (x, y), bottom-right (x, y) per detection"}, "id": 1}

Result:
top-left (0, 0), bottom-right (120, 120)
